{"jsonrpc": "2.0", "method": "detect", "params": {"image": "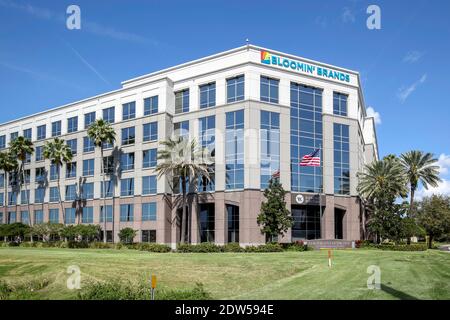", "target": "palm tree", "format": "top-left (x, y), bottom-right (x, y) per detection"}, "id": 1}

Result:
top-left (0, 151), bottom-right (18, 224)
top-left (400, 151), bottom-right (441, 214)
top-left (87, 119), bottom-right (116, 243)
top-left (155, 137), bottom-right (211, 244)
top-left (357, 158), bottom-right (408, 240)
top-left (9, 136), bottom-right (34, 227)
top-left (43, 138), bottom-right (73, 225)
